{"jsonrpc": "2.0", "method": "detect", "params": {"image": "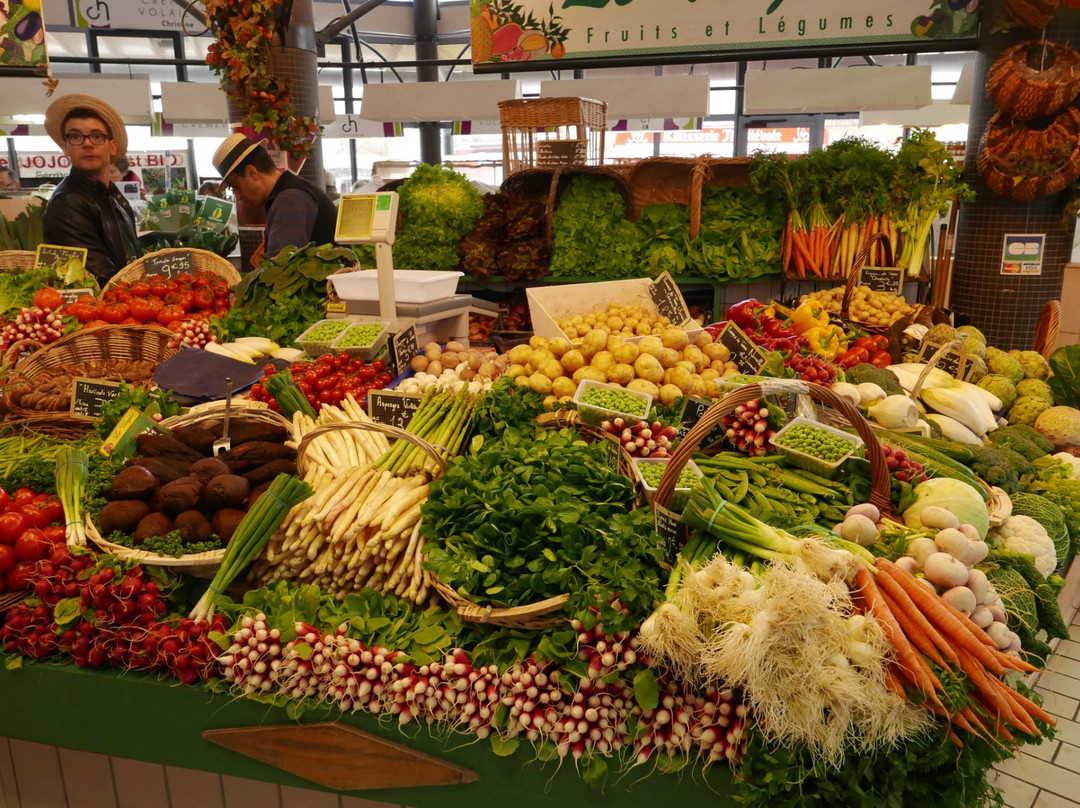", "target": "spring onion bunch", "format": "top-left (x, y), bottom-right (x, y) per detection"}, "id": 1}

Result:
top-left (265, 369), bottom-right (317, 419)
top-left (55, 446), bottom-right (89, 547)
top-left (190, 473), bottom-right (314, 621)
